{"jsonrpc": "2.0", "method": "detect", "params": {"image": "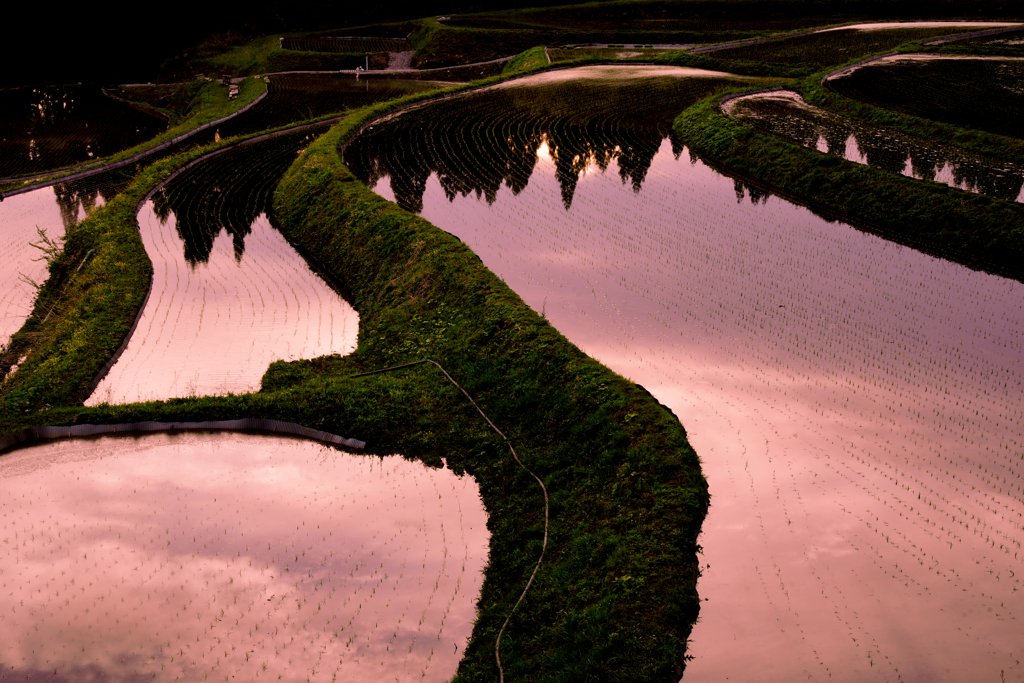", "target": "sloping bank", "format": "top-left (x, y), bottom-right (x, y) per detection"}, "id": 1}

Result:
top-left (675, 89), bottom-right (1024, 283)
top-left (253, 106), bottom-right (711, 680)
top-left (0, 64), bottom-right (711, 680)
